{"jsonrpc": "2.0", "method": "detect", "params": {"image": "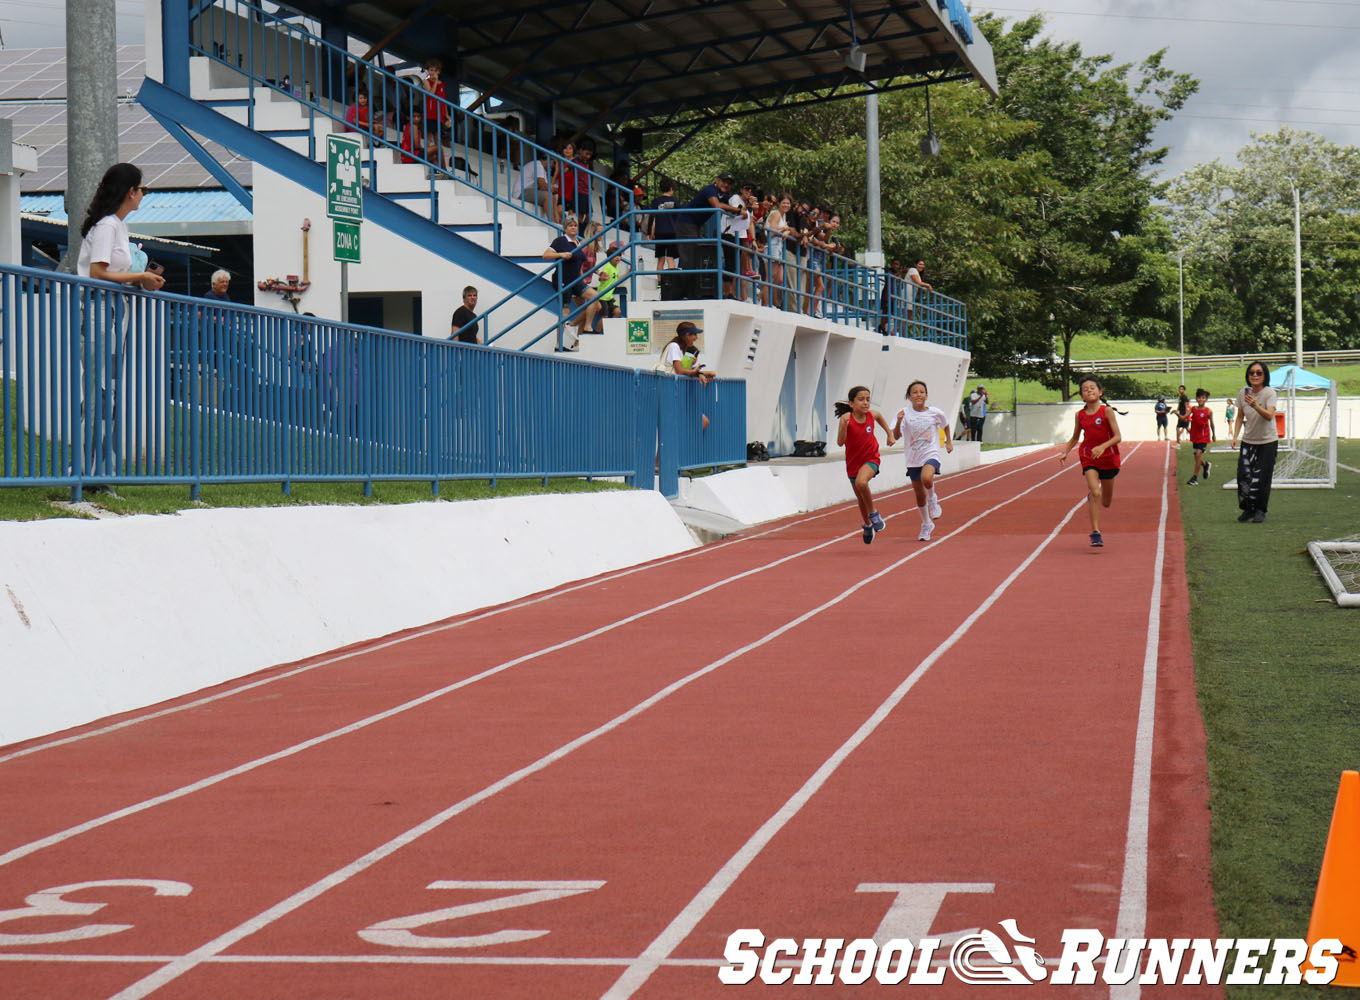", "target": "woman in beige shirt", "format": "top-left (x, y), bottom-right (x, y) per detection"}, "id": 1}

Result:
top-left (1230, 361), bottom-right (1279, 523)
